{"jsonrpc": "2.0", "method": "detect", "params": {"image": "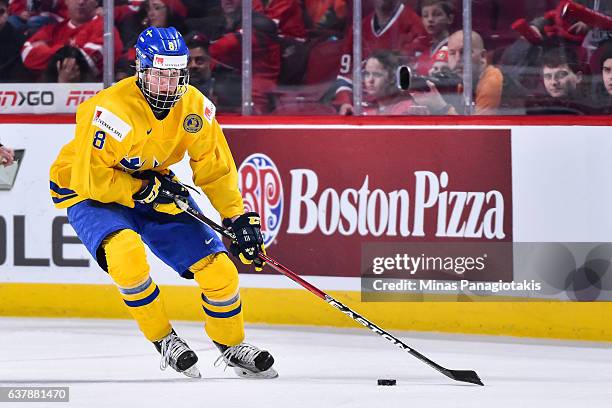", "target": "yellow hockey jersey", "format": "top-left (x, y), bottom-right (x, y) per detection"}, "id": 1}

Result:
top-left (49, 76), bottom-right (244, 220)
